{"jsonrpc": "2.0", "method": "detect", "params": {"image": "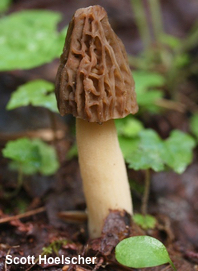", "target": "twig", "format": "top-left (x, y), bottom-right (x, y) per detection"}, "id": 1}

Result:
top-left (58, 211), bottom-right (87, 223)
top-left (0, 207), bottom-right (45, 224)
top-left (4, 246), bottom-right (20, 271)
top-left (0, 129), bottom-right (65, 143)
top-left (179, 93), bottom-right (198, 113)
top-left (5, 249), bottom-right (11, 271)
top-left (141, 169), bottom-right (150, 216)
